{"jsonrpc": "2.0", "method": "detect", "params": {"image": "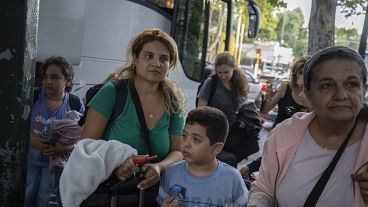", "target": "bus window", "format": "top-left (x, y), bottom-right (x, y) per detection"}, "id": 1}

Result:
top-left (174, 0), bottom-right (230, 82)
top-left (146, 0), bottom-right (175, 9)
top-left (206, 1), bottom-right (229, 64)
